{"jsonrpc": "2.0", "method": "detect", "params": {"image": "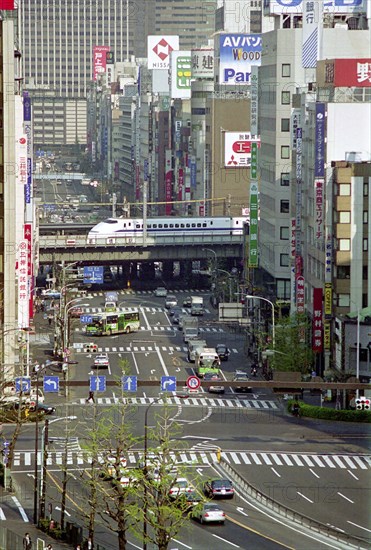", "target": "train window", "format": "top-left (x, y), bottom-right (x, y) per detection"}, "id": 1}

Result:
top-left (210, 221), bottom-right (213, 225)
top-left (186, 224), bottom-right (190, 228)
top-left (191, 224), bottom-right (196, 228)
top-left (158, 224), bottom-right (163, 228)
top-left (147, 224), bottom-right (151, 229)
top-left (164, 224), bottom-right (168, 228)
top-left (197, 223), bottom-right (201, 227)
top-left (180, 224), bottom-right (184, 228)
top-left (105, 219), bottom-right (118, 224)
top-left (153, 224), bottom-right (157, 228)
top-left (175, 224), bottom-right (179, 228)
top-left (169, 224), bottom-right (174, 228)
top-left (136, 224), bottom-right (140, 229)
top-left (202, 223), bottom-right (207, 227)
